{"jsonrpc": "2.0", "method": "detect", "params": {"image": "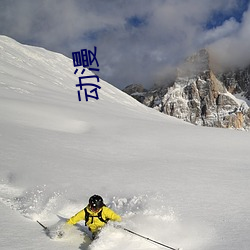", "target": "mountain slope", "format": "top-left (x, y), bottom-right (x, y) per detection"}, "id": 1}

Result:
top-left (0, 36), bottom-right (250, 250)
